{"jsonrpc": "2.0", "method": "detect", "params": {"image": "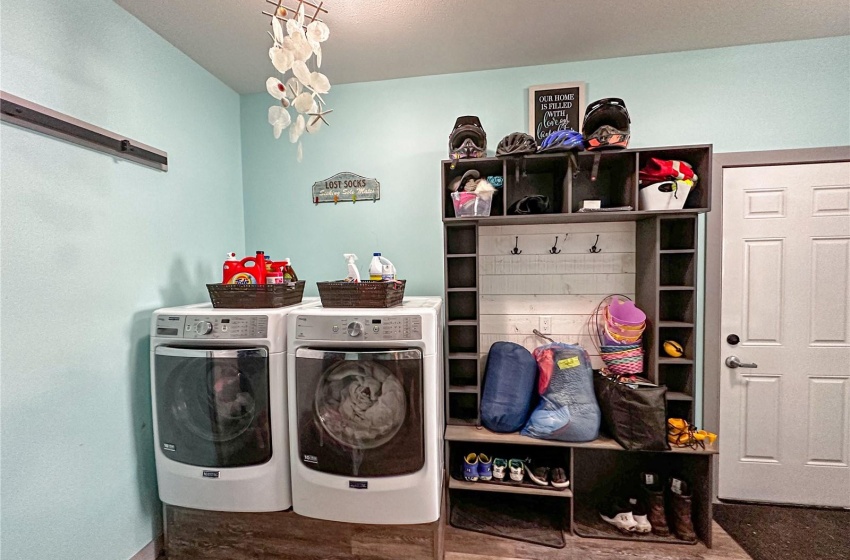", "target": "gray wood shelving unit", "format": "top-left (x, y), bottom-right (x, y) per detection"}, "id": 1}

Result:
top-left (441, 144), bottom-right (714, 547)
